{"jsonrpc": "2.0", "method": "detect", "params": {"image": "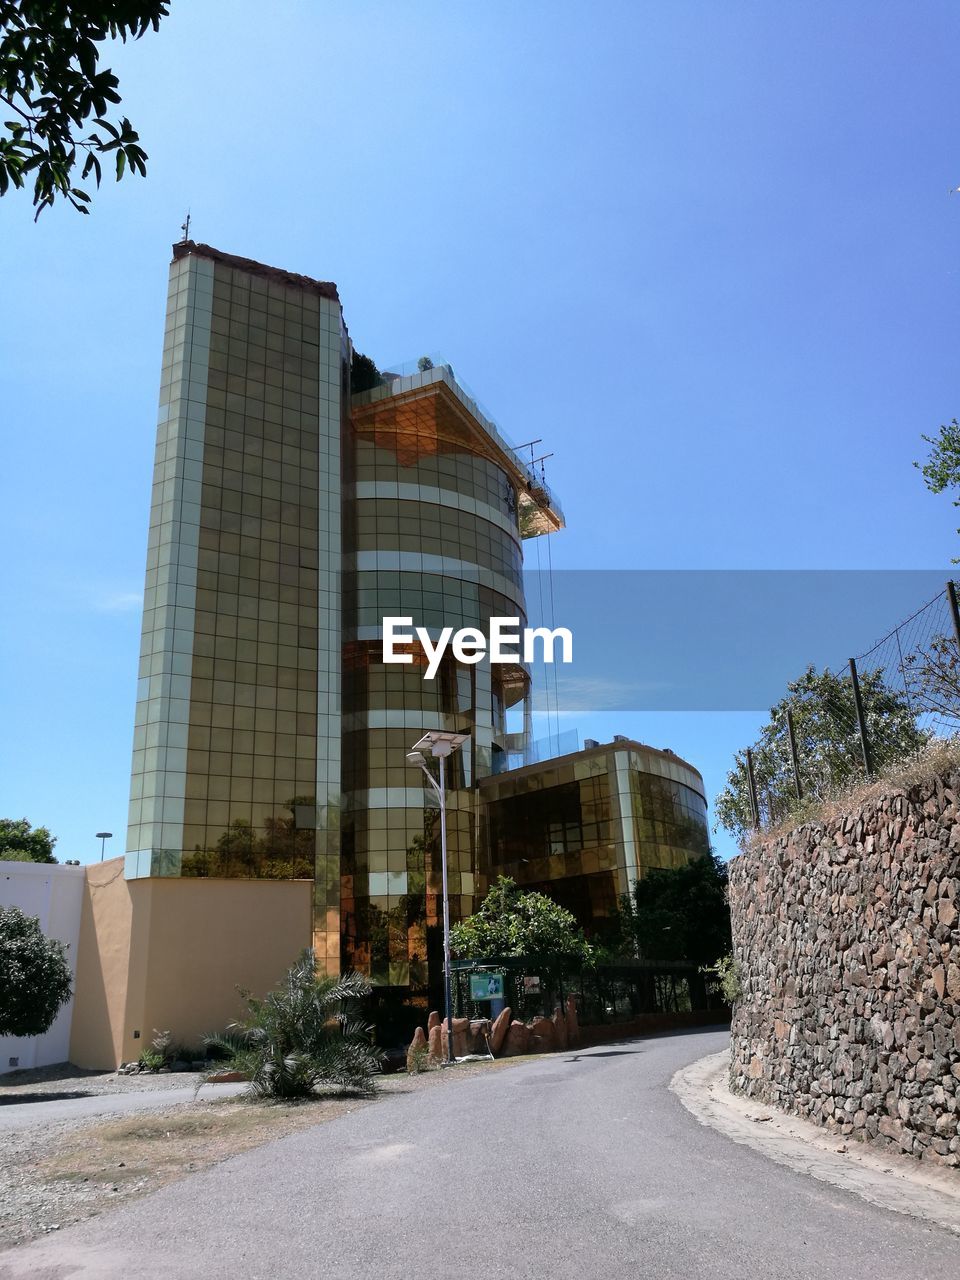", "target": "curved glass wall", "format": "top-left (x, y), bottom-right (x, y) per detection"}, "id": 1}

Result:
top-left (479, 743), bottom-right (710, 937)
top-left (342, 381), bottom-right (529, 994)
